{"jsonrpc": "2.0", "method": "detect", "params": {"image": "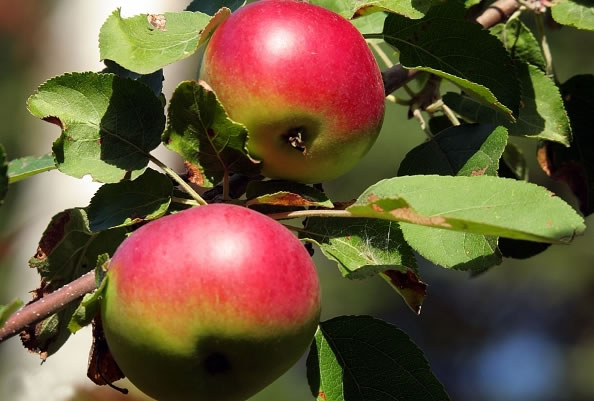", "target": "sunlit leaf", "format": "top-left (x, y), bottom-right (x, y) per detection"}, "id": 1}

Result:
top-left (27, 72), bottom-right (165, 183)
top-left (348, 175), bottom-right (585, 243)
